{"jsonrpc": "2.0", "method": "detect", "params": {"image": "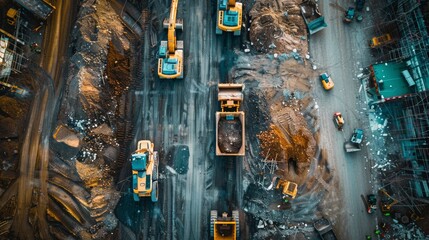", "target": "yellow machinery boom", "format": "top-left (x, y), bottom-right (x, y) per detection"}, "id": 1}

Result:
top-left (167, 0), bottom-right (178, 54)
top-left (158, 0), bottom-right (184, 79)
top-left (379, 188), bottom-right (398, 213)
